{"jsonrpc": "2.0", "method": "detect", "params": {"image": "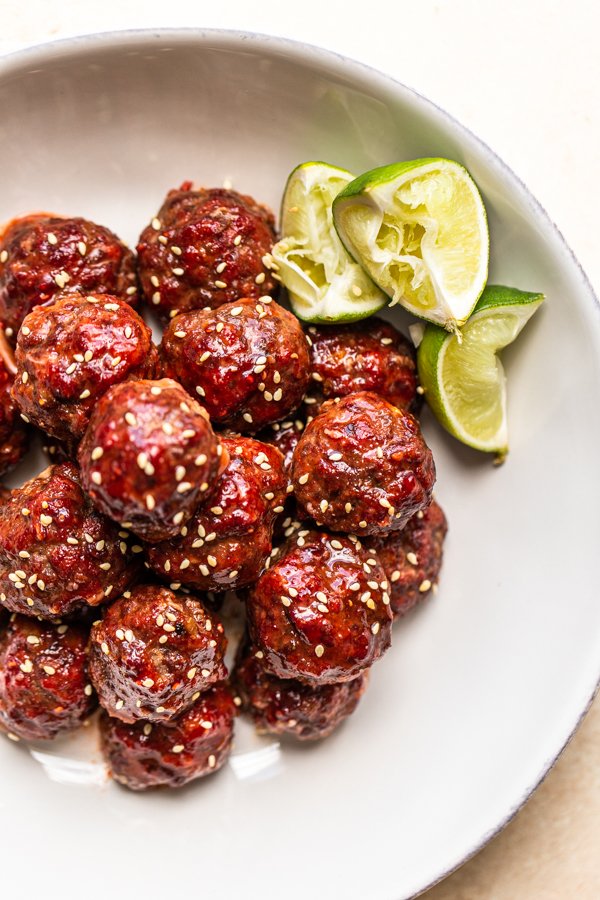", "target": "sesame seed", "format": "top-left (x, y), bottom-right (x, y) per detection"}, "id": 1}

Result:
top-left (91, 447), bottom-right (104, 461)
top-left (0, 250), bottom-right (7, 262)
top-left (359, 520), bottom-right (368, 529)
top-left (180, 558), bottom-right (190, 569)
top-left (255, 272), bottom-right (266, 284)
top-left (40, 514), bottom-right (52, 527)
top-left (91, 471), bottom-right (102, 485)
top-left (171, 245), bottom-right (182, 256)
top-left (84, 684), bottom-right (93, 696)
top-left (151, 217), bottom-right (161, 231)
top-left (352, 285), bottom-right (363, 297)
top-left (200, 721), bottom-right (213, 730)
top-left (216, 261), bottom-right (226, 273)
top-left (233, 234), bottom-right (242, 246)
top-left (126, 285), bottom-right (137, 295)
top-left (142, 678), bottom-right (154, 688)
top-left (79, 389), bottom-right (91, 399)
top-left (316, 591), bottom-right (327, 604)
top-left (159, 635), bottom-right (168, 644)
top-left (406, 552), bottom-right (418, 565)
top-left (315, 644), bottom-right (325, 658)
top-left (146, 494), bottom-right (156, 510)
top-left (187, 667), bottom-right (197, 680)
top-left (21, 326), bottom-right (31, 336)
top-left (195, 453), bottom-right (207, 467)
top-left (419, 579), bottom-right (432, 592)
top-left (152, 291), bottom-right (161, 305)
top-left (111, 356), bottom-right (122, 368)
top-left (254, 650), bottom-right (264, 659)
top-left (177, 482), bottom-right (193, 493)
top-left (208, 754), bottom-right (216, 768)
top-left (172, 744), bottom-right (185, 753)
top-left (174, 330), bottom-right (186, 338)
top-left (124, 326), bottom-right (133, 339)
top-left (21, 371), bottom-right (28, 384)
top-left (345, 503), bottom-right (352, 513)
top-left (320, 500), bottom-right (329, 513)
top-left (66, 362), bottom-right (77, 375)
top-left (67, 537), bottom-right (78, 545)
top-left (371, 622), bottom-right (380, 635)
top-left (20, 660), bottom-right (33, 673)
top-left (215, 280), bottom-right (227, 289)
top-left (162, 422), bottom-right (174, 435)
top-left (281, 596), bottom-right (291, 607)
top-left (143, 724), bottom-right (152, 736)
top-left (101, 642), bottom-right (109, 655)
top-left (173, 511), bottom-right (185, 526)
top-left (211, 506), bottom-right (223, 516)
top-left (230, 306), bottom-right (243, 316)
top-left (115, 700), bottom-right (124, 710)
top-left (416, 385), bottom-right (425, 395)
top-left (207, 555), bottom-right (217, 567)
top-left (391, 570), bottom-right (401, 582)
top-left (54, 271), bottom-right (70, 289)
top-left (125, 412), bottom-right (137, 426)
